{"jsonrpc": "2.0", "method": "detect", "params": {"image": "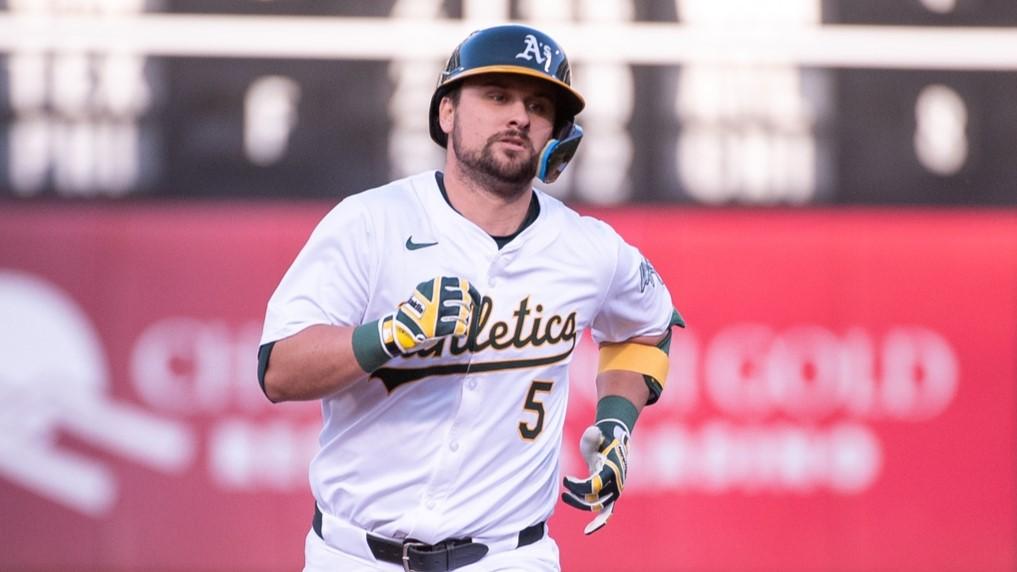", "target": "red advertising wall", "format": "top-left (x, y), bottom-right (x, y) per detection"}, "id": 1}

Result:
top-left (0, 204), bottom-right (1014, 572)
